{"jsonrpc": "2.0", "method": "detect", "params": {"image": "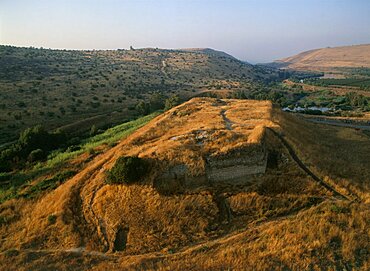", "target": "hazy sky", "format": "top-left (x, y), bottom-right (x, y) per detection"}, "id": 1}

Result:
top-left (1, 0), bottom-right (369, 63)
